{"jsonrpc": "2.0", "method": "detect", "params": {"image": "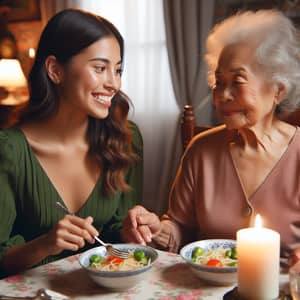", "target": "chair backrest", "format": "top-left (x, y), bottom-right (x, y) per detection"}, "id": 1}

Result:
top-left (181, 104), bottom-right (212, 150)
top-left (280, 109), bottom-right (300, 127)
top-left (181, 106), bottom-right (300, 150)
